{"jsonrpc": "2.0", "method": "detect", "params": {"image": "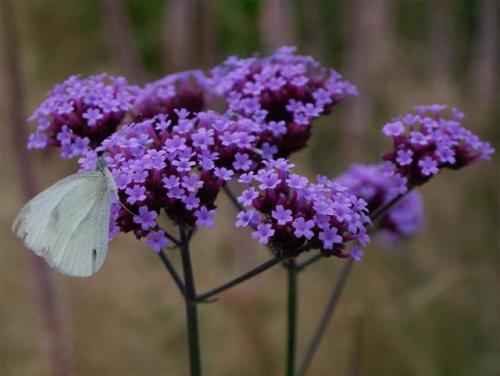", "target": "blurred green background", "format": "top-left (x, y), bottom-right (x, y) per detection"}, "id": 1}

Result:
top-left (1, 1), bottom-right (499, 375)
